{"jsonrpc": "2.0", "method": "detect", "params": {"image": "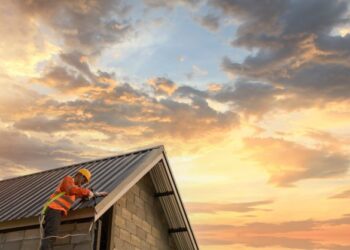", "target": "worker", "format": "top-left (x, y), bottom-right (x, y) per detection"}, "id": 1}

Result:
top-left (39, 168), bottom-right (108, 250)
